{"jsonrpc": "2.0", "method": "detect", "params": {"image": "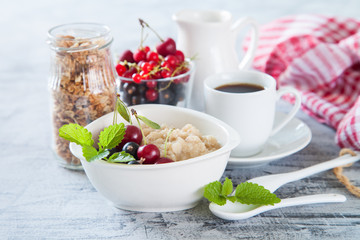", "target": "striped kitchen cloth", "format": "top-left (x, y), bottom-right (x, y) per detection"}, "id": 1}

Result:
top-left (244, 15), bottom-right (360, 150)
